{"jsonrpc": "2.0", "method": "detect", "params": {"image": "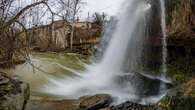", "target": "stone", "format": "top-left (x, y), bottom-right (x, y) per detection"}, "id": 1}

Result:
top-left (79, 94), bottom-right (112, 110)
top-left (0, 79), bottom-right (9, 85)
top-left (0, 73), bottom-right (30, 110)
top-left (98, 108), bottom-right (111, 110)
top-left (111, 101), bottom-right (157, 110)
